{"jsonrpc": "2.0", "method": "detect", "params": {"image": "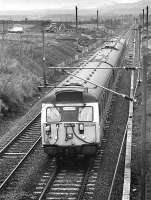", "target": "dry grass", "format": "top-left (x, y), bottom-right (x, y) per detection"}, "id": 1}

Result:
top-left (0, 57), bottom-right (41, 114)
